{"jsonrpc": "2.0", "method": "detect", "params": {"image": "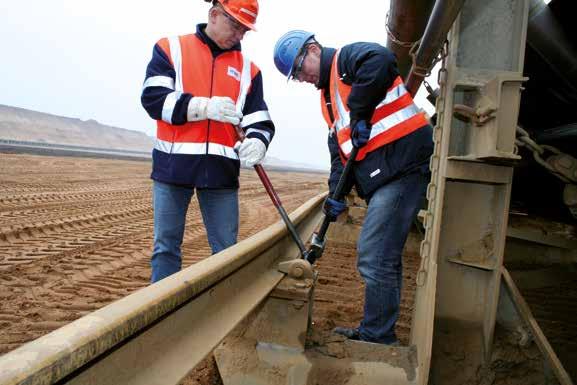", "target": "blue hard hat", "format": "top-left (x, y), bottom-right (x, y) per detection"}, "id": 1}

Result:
top-left (273, 30), bottom-right (315, 80)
